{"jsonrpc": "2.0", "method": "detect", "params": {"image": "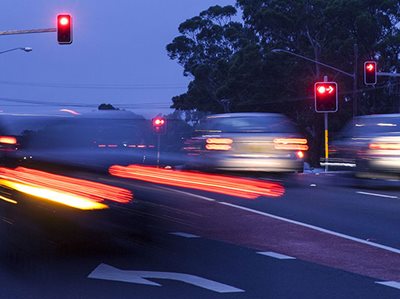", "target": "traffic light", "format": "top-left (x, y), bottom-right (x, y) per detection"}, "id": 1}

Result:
top-left (364, 61), bottom-right (377, 85)
top-left (152, 117), bottom-right (167, 134)
top-left (57, 14), bottom-right (73, 44)
top-left (314, 82), bottom-right (338, 113)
